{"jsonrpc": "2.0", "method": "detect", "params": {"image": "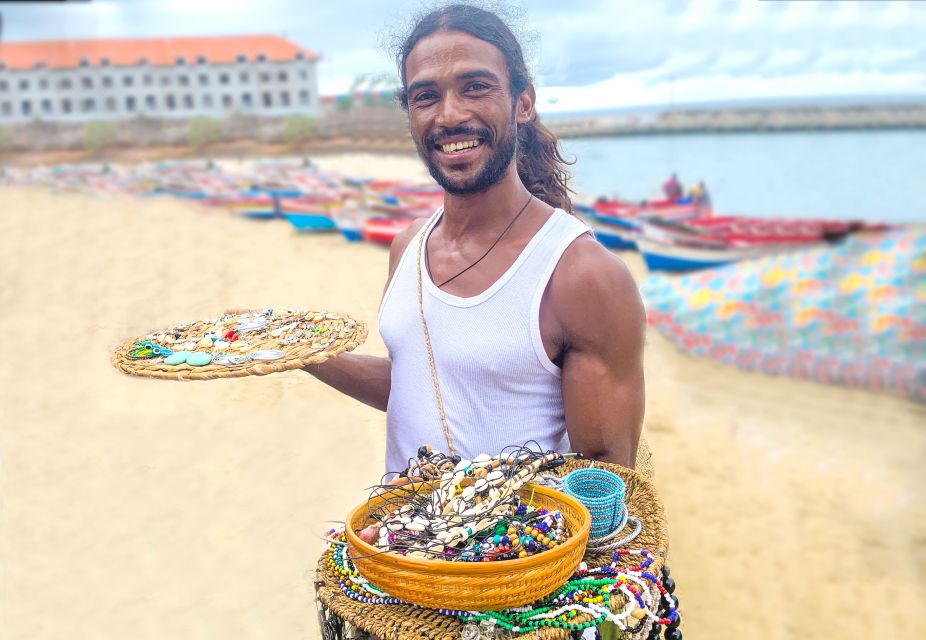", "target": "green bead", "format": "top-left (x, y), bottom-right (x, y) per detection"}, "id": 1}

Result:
top-left (186, 351), bottom-right (213, 367)
top-left (164, 351), bottom-right (192, 366)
